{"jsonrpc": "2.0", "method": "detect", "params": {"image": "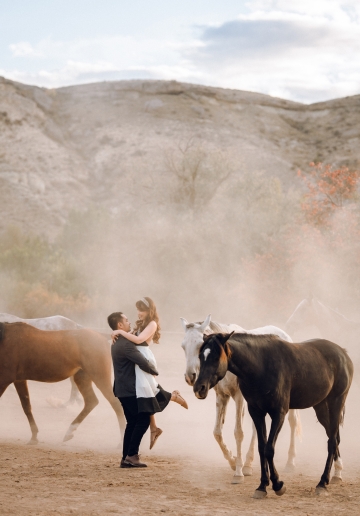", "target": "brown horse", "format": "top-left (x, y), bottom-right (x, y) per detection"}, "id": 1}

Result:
top-left (194, 332), bottom-right (353, 498)
top-left (0, 322), bottom-right (125, 444)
